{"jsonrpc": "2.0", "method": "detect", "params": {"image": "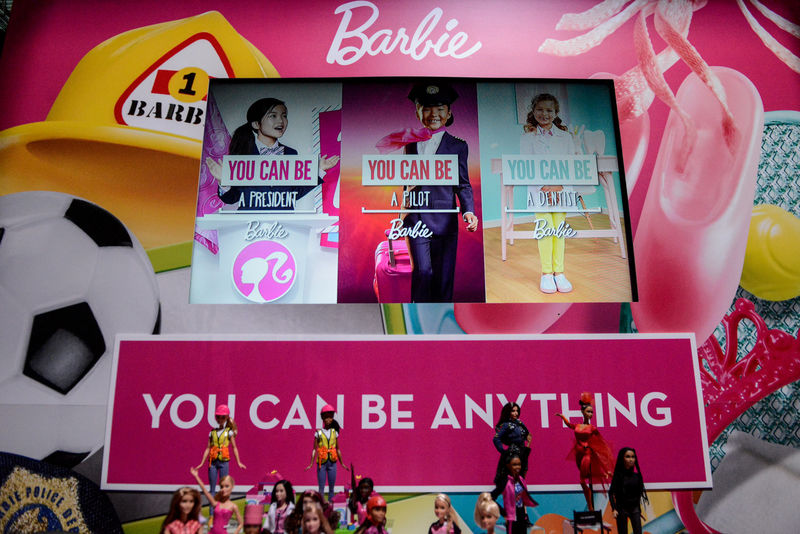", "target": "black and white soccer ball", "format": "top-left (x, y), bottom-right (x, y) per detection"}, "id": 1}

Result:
top-left (0, 191), bottom-right (160, 467)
